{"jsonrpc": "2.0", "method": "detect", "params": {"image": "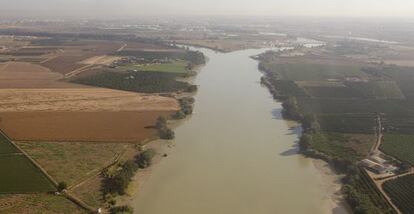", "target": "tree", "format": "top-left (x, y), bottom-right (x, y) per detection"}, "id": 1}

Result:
top-left (282, 96), bottom-right (301, 120)
top-left (57, 181), bottom-right (67, 192)
top-left (155, 116), bottom-right (167, 129)
top-left (110, 205), bottom-right (134, 214)
top-left (299, 134), bottom-right (312, 152)
top-left (136, 149), bottom-right (156, 168)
